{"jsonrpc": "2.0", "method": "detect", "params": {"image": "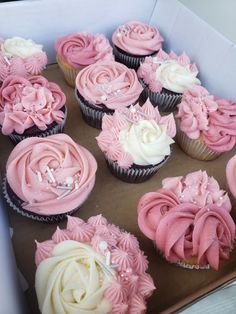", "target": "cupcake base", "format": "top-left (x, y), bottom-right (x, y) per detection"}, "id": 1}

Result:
top-left (57, 55), bottom-right (83, 87)
top-left (2, 176), bottom-right (78, 223)
top-left (105, 155), bottom-right (170, 183)
top-left (176, 258), bottom-right (210, 270)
